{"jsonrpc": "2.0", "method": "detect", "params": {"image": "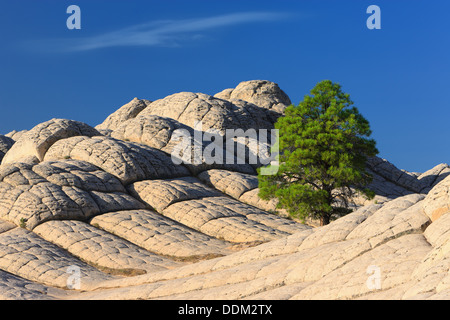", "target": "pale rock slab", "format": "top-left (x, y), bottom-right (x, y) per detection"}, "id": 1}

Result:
top-left (404, 250), bottom-right (450, 298)
top-left (1, 80), bottom-right (449, 300)
top-left (34, 220), bottom-right (179, 273)
top-left (89, 190), bottom-right (146, 213)
top-left (291, 235), bottom-right (431, 300)
top-left (242, 211), bottom-right (309, 235)
top-left (64, 201), bottom-right (443, 300)
top-left (367, 157), bottom-right (426, 194)
top-left (346, 194), bottom-right (429, 248)
top-left (198, 216), bottom-right (285, 243)
top-left (5, 130), bottom-right (28, 142)
top-left (244, 283), bottom-right (314, 300)
top-left (74, 236), bottom-right (373, 300)
top-left (0, 219), bottom-right (16, 234)
top-left (0, 161), bottom-right (46, 186)
top-left (354, 282), bottom-right (417, 300)
top-left (0, 269), bottom-right (65, 300)
top-left (111, 114), bottom-right (257, 175)
top-left (239, 188), bottom-right (280, 212)
top-left (0, 179), bottom-right (93, 230)
top-left (423, 288), bottom-right (450, 300)
top-left (424, 212), bottom-right (450, 247)
top-left (111, 114), bottom-right (191, 151)
top-left (96, 98), bottom-right (151, 131)
top-left (161, 196), bottom-right (306, 242)
top-left (2, 119), bottom-right (100, 165)
top-left (32, 160), bottom-right (126, 193)
top-left (0, 135), bottom-right (14, 162)
top-left (88, 228), bottom-right (315, 293)
top-left (418, 163), bottom-right (450, 191)
top-left (197, 169), bottom-right (259, 199)
top-left (127, 177), bottom-right (221, 212)
top-left (161, 197), bottom-right (246, 229)
top-left (44, 136), bottom-right (190, 185)
top-left (0, 160), bottom-right (145, 229)
top-left (422, 175), bottom-right (450, 221)
top-left (362, 169), bottom-right (415, 200)
top-left (298, 204), bottom-right (382, 250)
top-left (203, 229), bottom-right (314, 274)
top-left (139, 92), bottom-right (274, 135)
top-left (90, 210), bottom-right (232, 259)
top-left (0, 228), bottom-right (113, 289)
top-left (214, 80), bottom-right (291, 122)
top-left (161, 239), bottom-right (375, 300)
top-left (402, 213), bottom-right (450, 298)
